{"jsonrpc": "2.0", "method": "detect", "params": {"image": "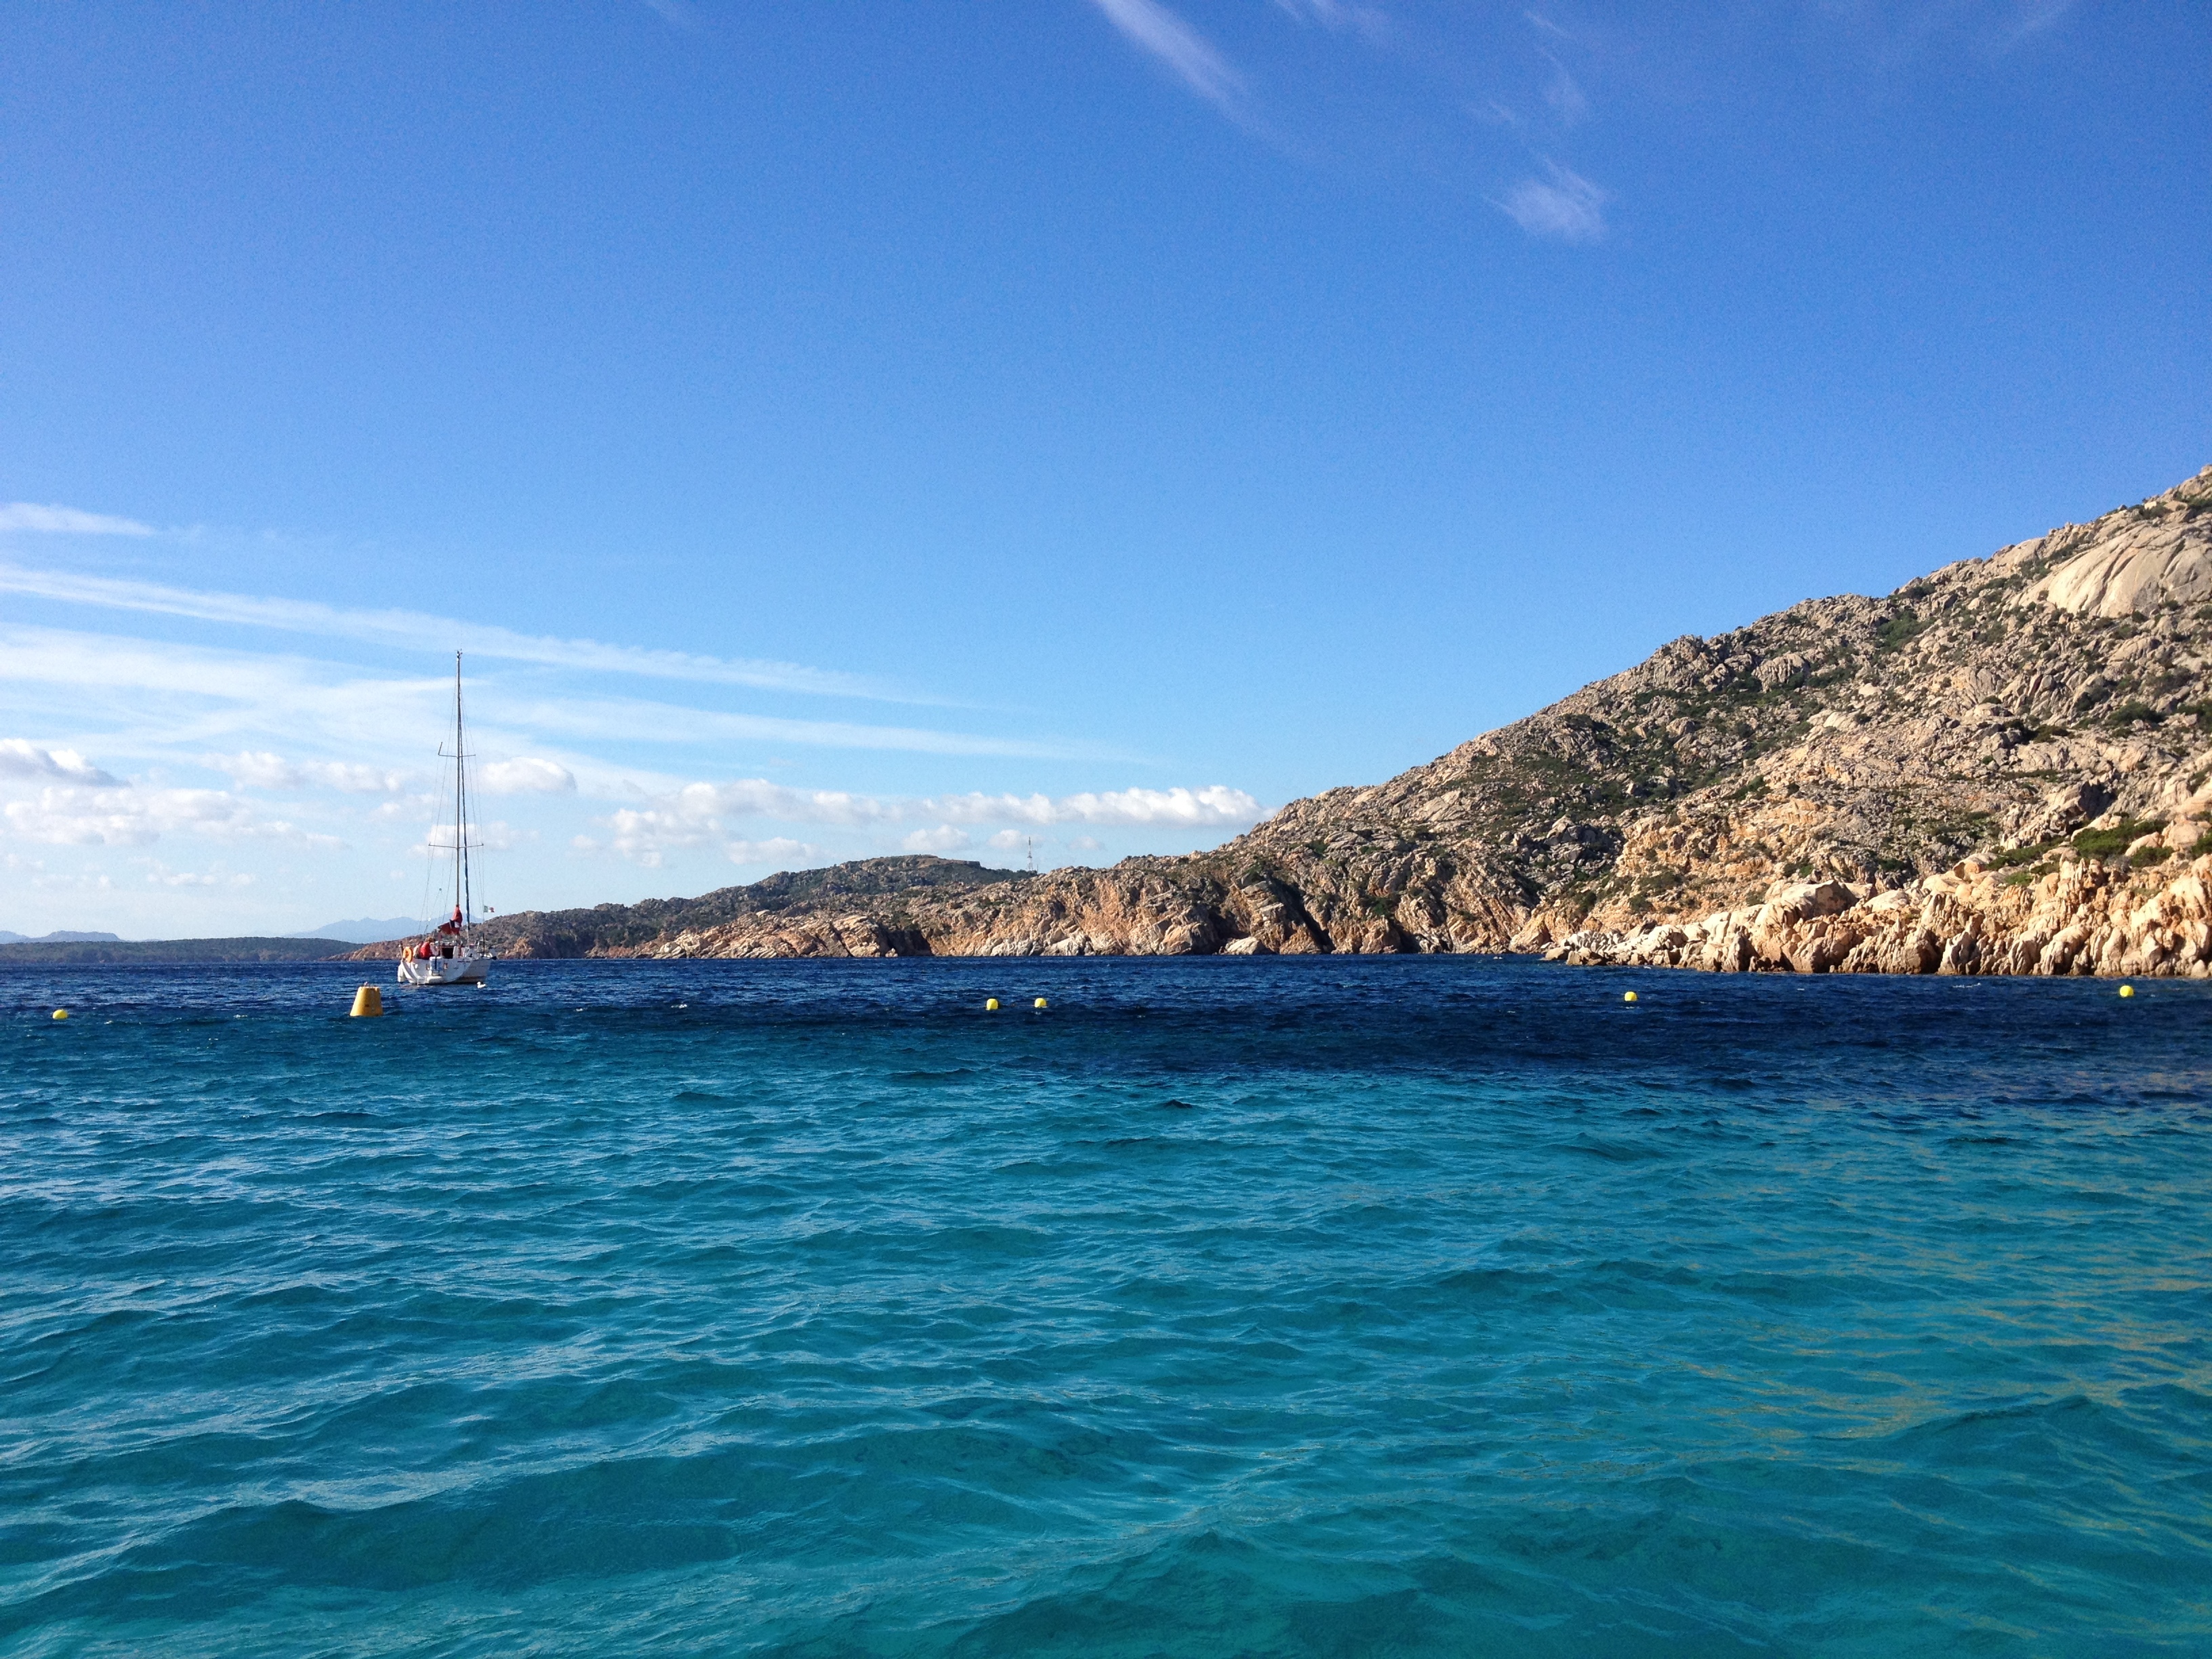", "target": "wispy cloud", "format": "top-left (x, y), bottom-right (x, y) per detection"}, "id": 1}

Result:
top-left (2009, 0), bottom-right (2074, 36)
top-left (3, 783), bottom-right (342, 850)
top-left (0, 563), bottom-right (916, 703)
top-left (1088, 0), bottom-right (1245, 110)
top-left (0, 625), bottom-right (1088, 768)
top-left (1496, 160), bottom-right (1609, 242)
top-left (503, 689), bottom-right (1111, 761)
top-left (207, 752), bottom-right (414, 794)
top-left (1540, 55), bottom-right (1589, 123)
top-left (0, 503), bottom-right (155, 535)
top-left (1270, 0), bottom-right (1393, 43)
